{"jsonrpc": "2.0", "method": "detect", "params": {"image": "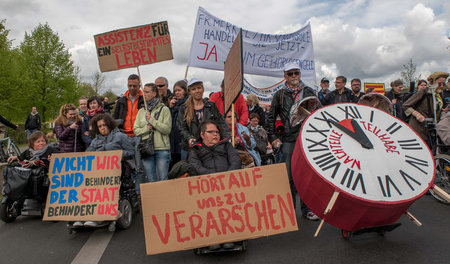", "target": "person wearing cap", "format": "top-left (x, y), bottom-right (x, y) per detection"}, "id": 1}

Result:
top-left (350, 78), bottom-right (365, 101)
top-left (265, 61), bottom-right (319, 221)
top-left (177, 78), bottom-right (230, 160)
top-left (322, 76), bottom-right (358, 106)
top-left (318, 77), bottom-right (330, 104)
top-left (209, 79), bottom-right (249, 126)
